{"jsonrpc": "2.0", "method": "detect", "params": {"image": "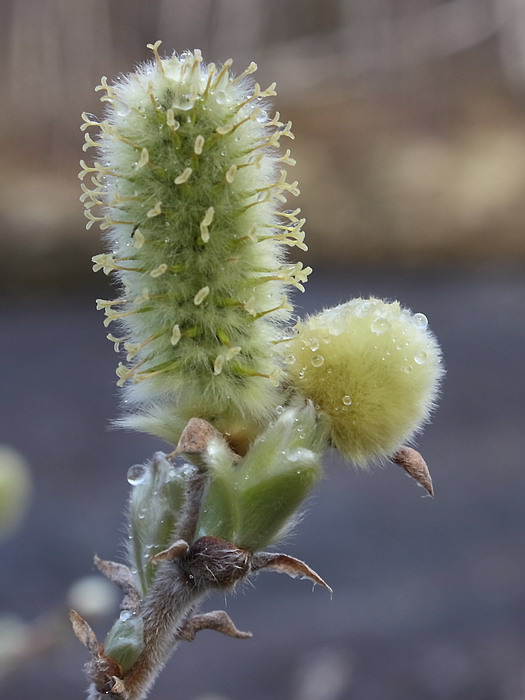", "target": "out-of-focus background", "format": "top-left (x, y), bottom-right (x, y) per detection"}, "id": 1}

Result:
top-left (1, 1), bottom-right (524, 699)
